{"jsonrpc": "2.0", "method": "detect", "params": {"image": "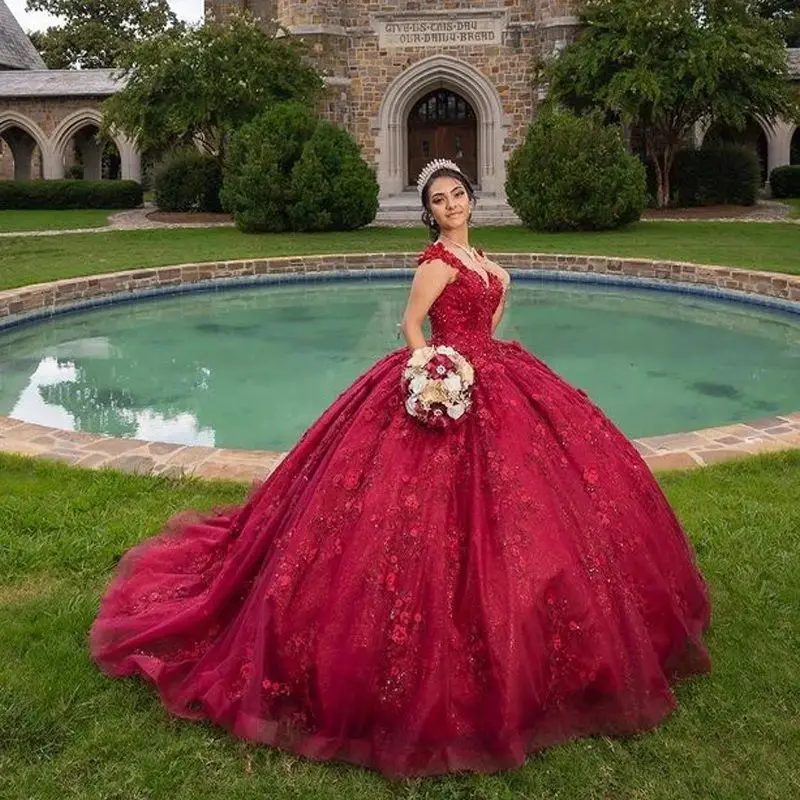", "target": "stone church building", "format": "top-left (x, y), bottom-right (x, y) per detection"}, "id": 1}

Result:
top-left (209, 0), bottom-right (585, 199)
top-left (1, 0), bottom-right (799, 204)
